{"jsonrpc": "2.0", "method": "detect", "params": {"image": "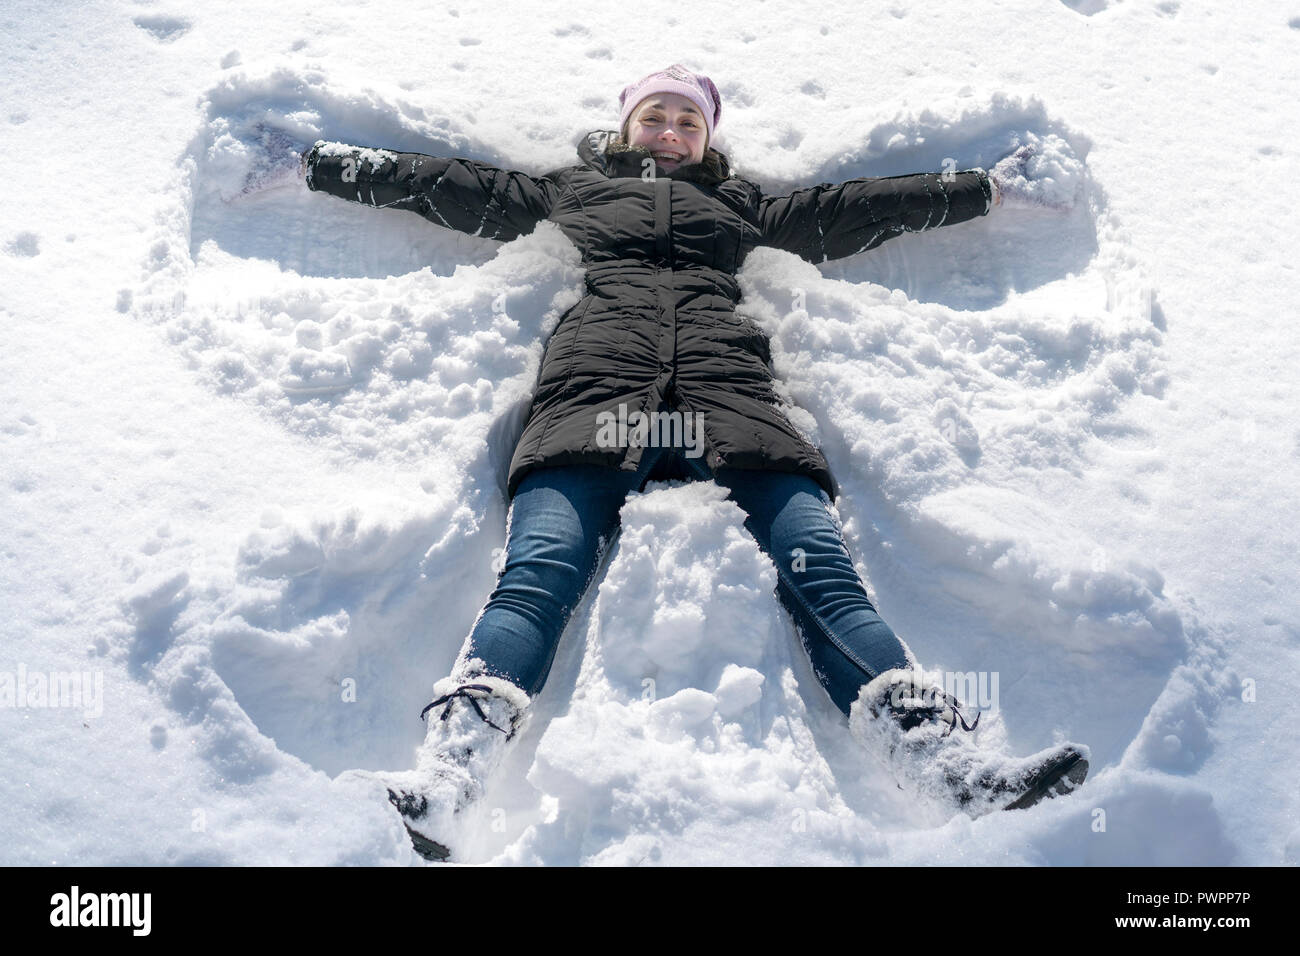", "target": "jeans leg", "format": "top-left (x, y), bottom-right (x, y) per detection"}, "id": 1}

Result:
top-left (458, 466), bottom-right (628, 696)
top-left (716, 468), bottom-right (915, 718)
top-left (458, 448), bottom-right (671, 698)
